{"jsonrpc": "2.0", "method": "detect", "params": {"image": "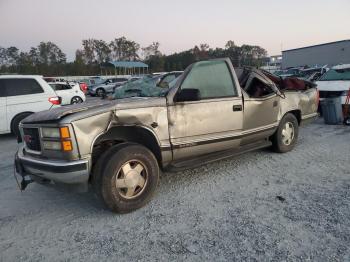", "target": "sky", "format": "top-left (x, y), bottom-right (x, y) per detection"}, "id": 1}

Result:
top-left (0, 0), bottom-right (349, 61)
